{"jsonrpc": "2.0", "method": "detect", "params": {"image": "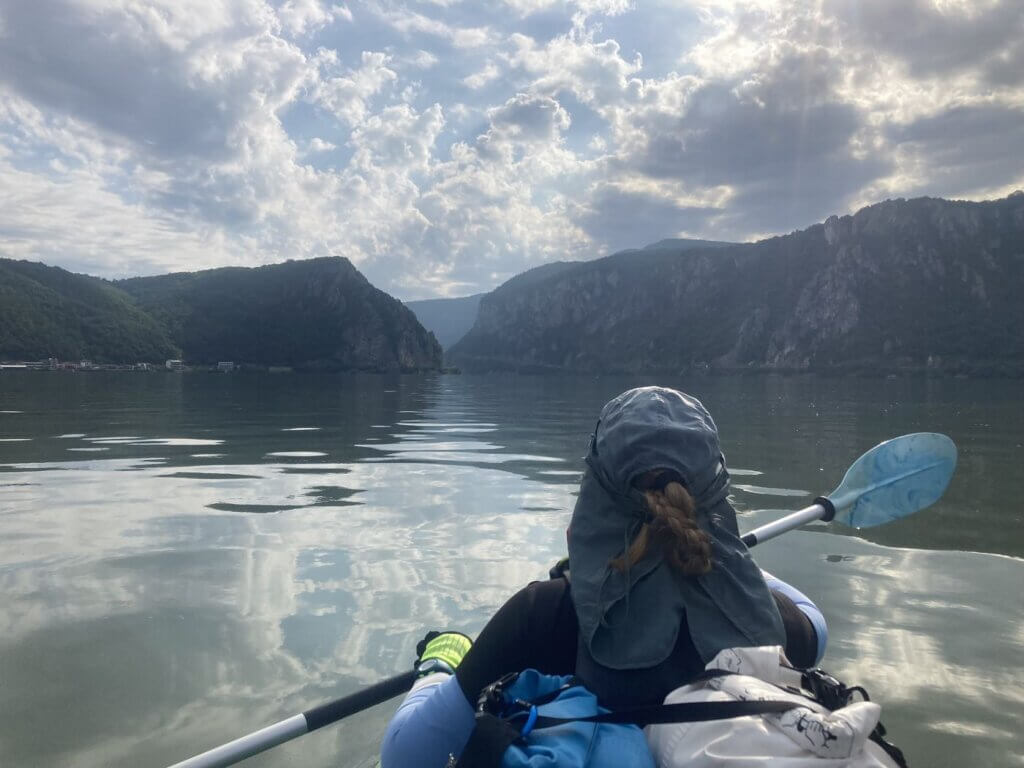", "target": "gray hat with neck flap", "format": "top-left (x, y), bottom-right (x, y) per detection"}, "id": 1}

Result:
top-left (568, 387), bottom-right (785, 675)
